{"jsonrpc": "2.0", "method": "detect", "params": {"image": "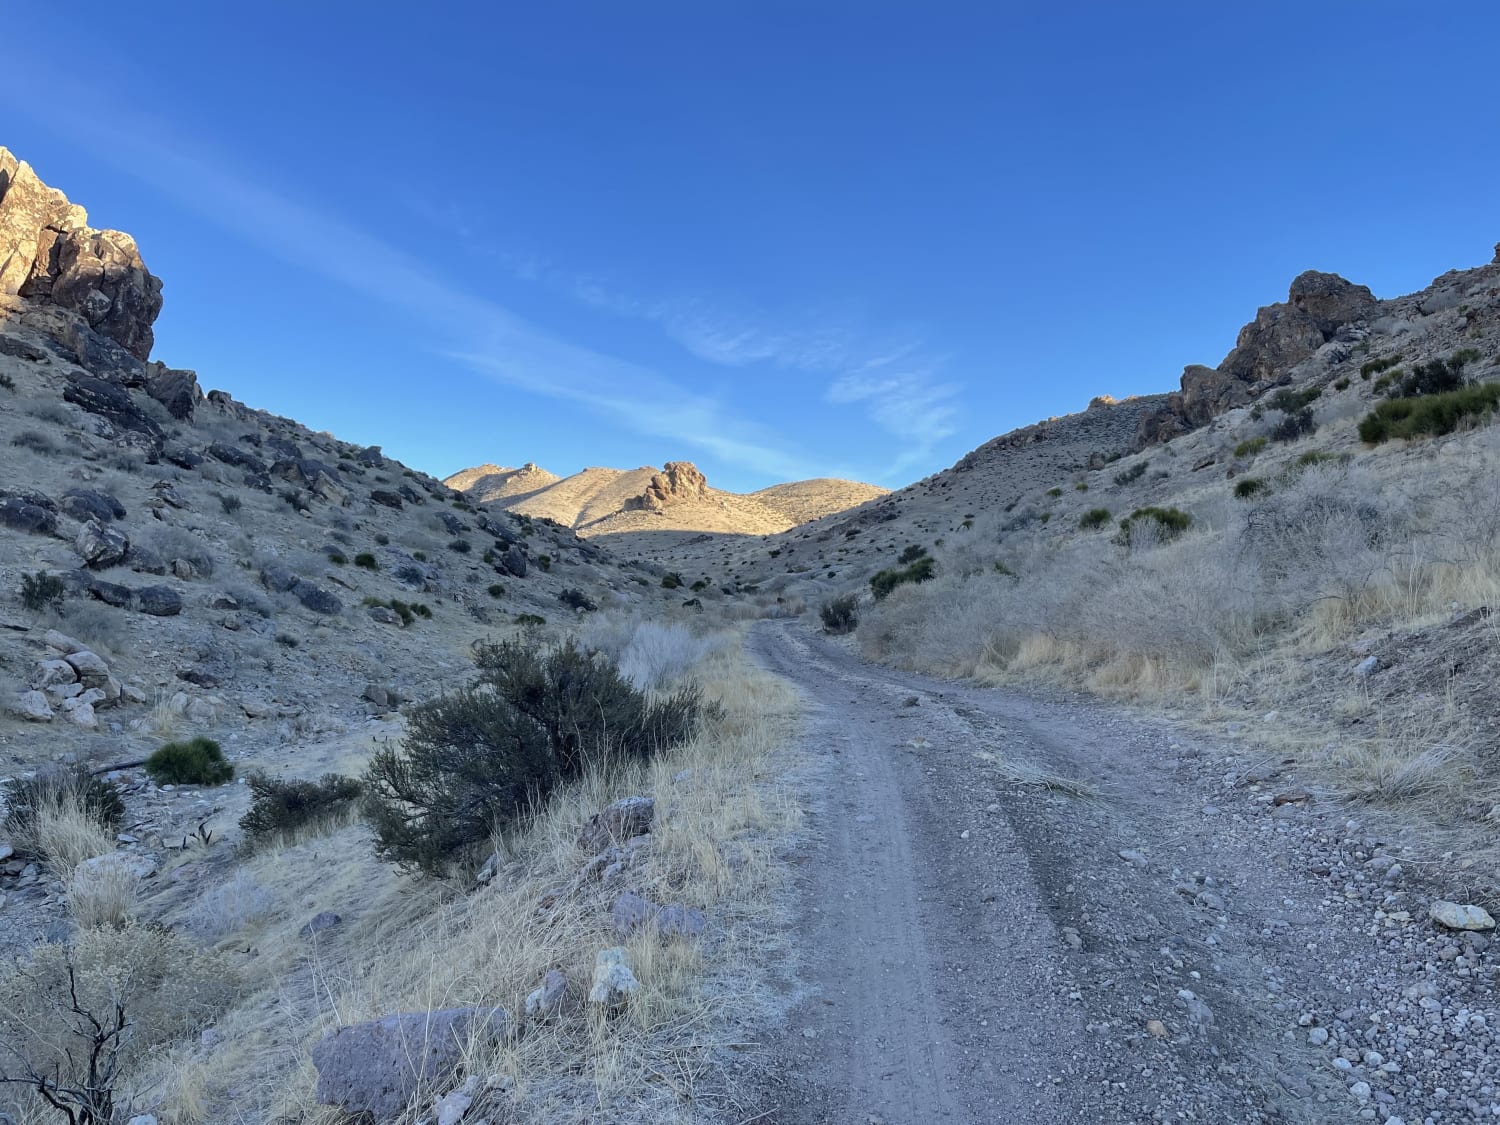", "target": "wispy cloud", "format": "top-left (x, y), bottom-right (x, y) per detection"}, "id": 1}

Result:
top-left (14, 99), bottom-right (828, 481)
top-left (510, 266), bottom-right (964, 476)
